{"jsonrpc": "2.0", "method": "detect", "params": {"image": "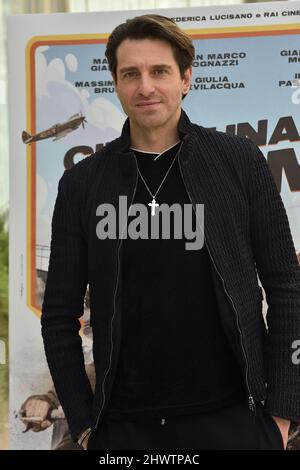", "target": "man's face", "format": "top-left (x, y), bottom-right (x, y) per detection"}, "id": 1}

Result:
top-left (114, 38), bottom-right (192, 133)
